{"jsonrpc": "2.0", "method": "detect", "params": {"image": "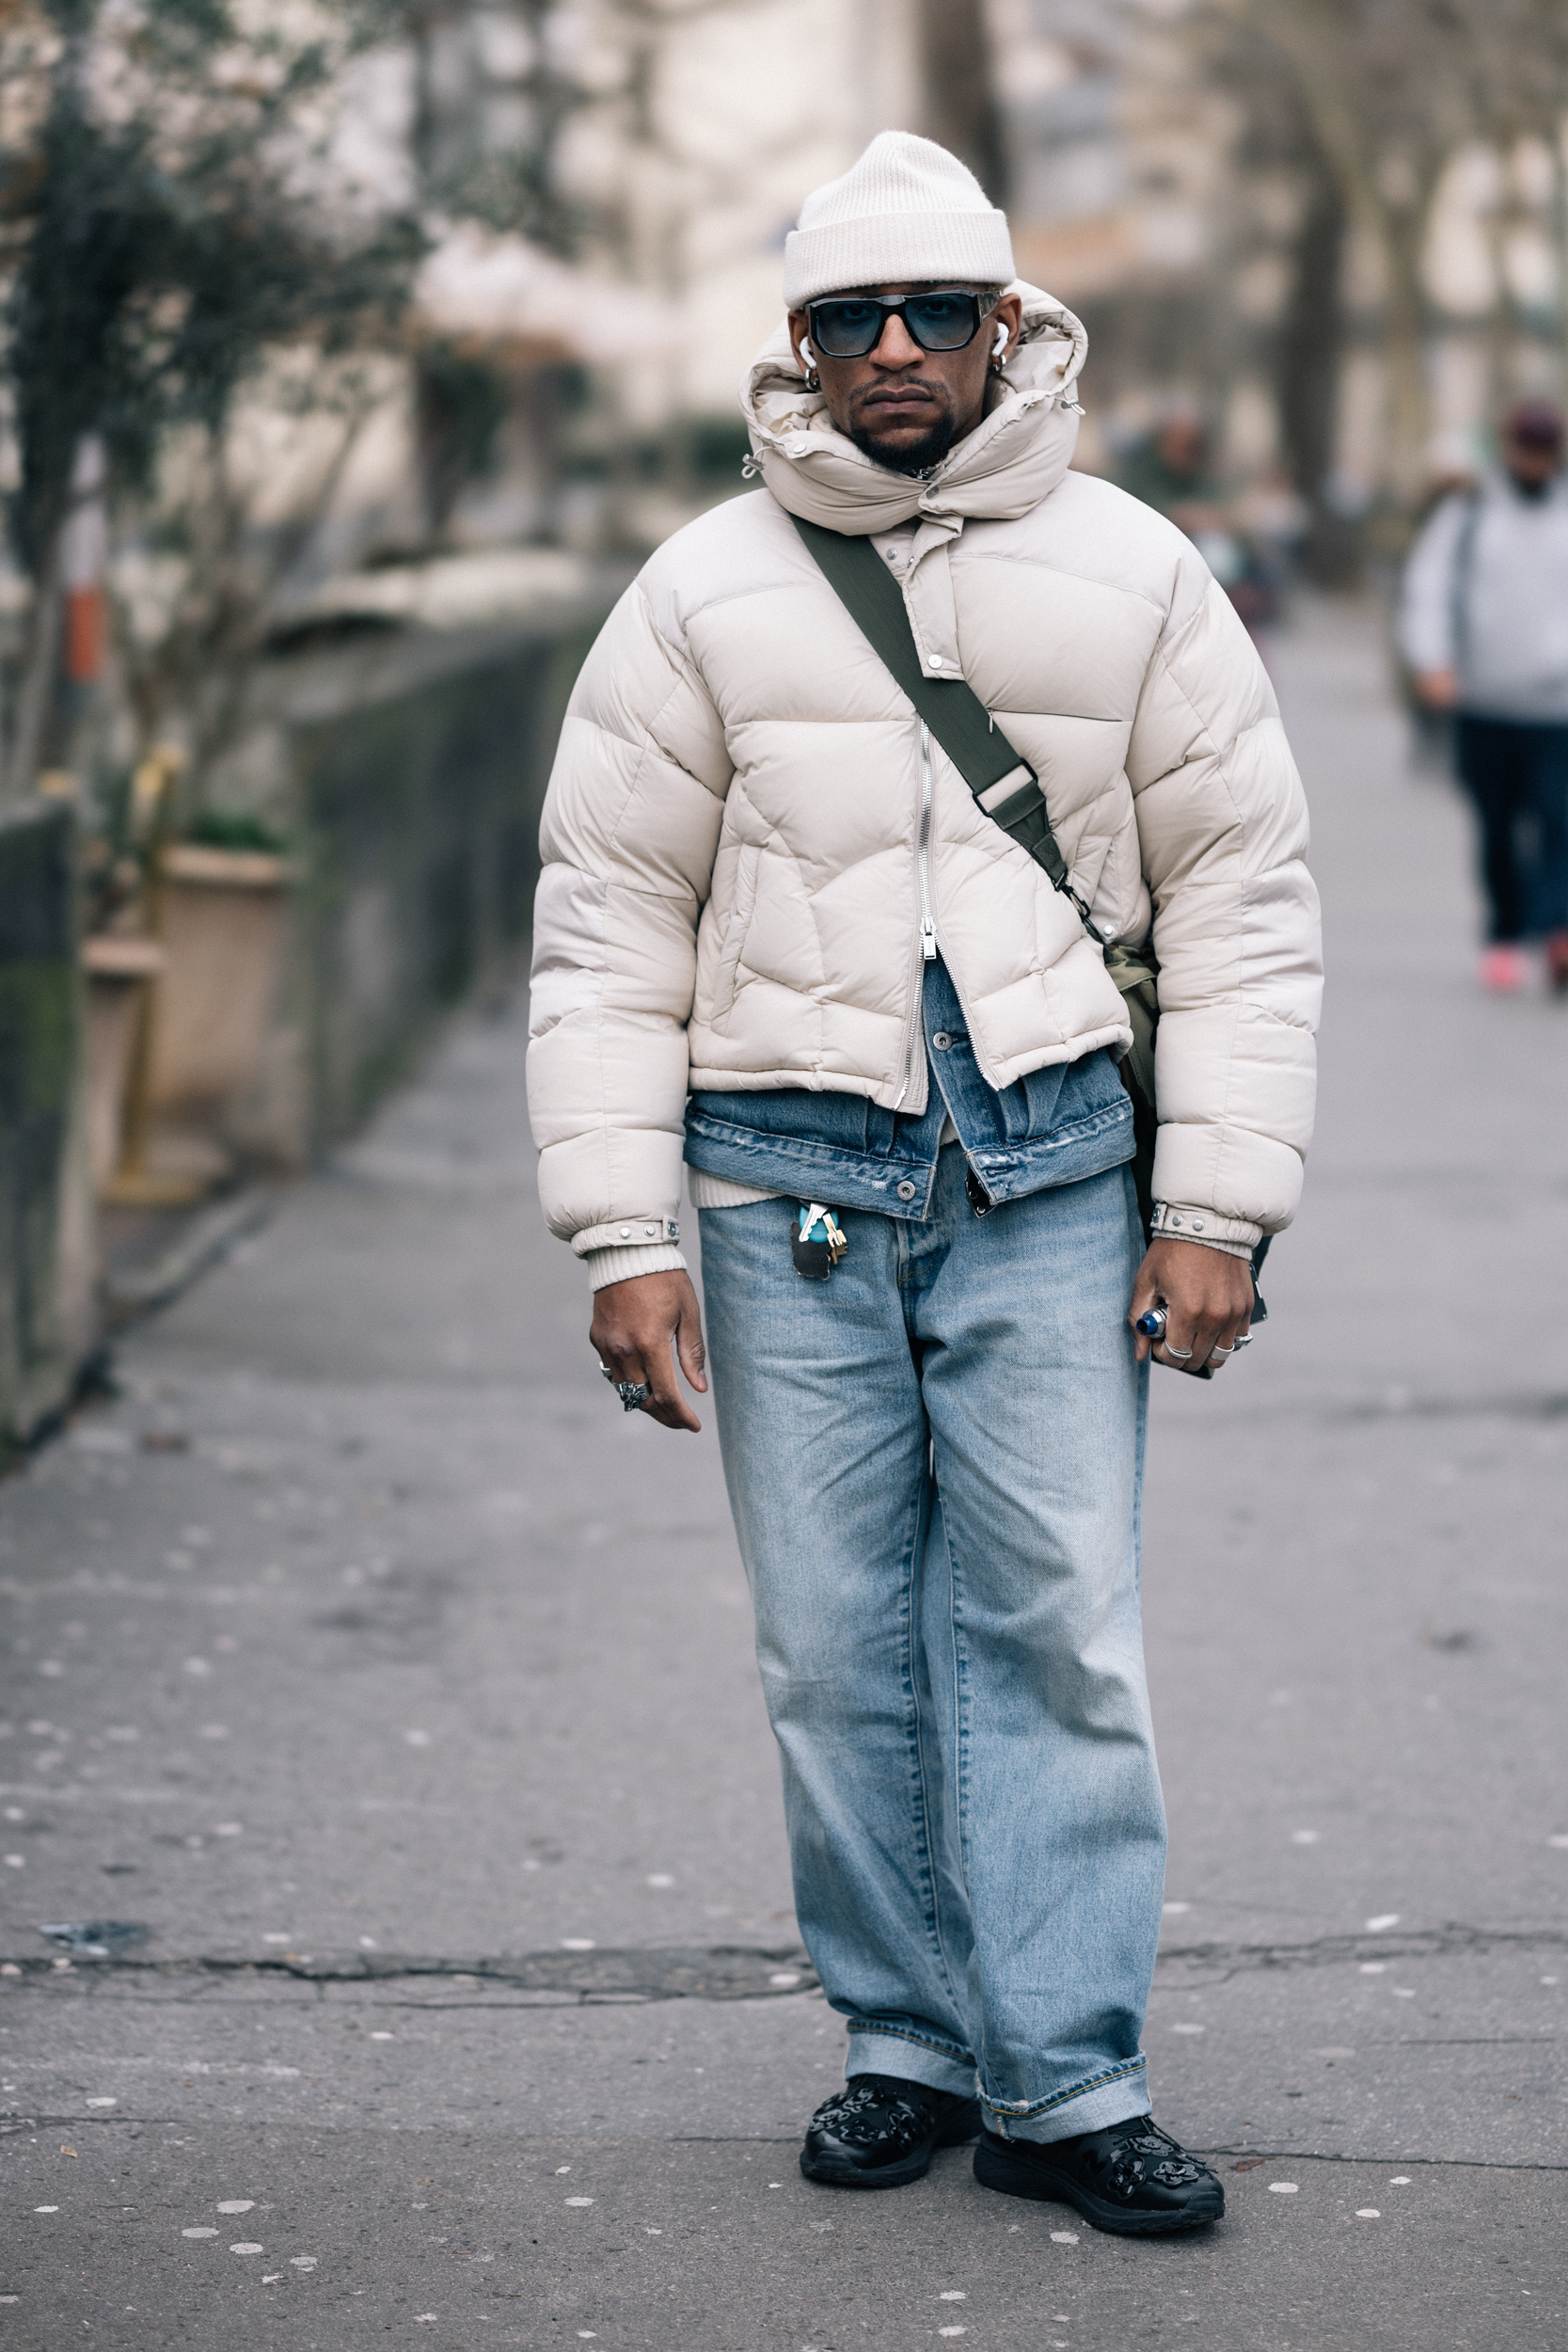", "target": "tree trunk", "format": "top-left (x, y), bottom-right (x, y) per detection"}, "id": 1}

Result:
top-left (4, 527), bottom-right (63, 803)
top-left (1276, 151), bottom-right (1351, 580)
top-left (1381, 226), bottom-right (1431, 512)
top-left (916, 0), bottom-right (1008, 207)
